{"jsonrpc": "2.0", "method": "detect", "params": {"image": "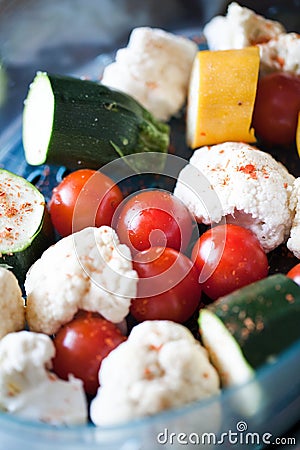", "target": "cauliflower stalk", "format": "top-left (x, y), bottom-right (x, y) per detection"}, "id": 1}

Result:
top-left (25, 226), bottom-right (138, 335)
top-left (0, 331), bottom-right (87, 425)
top-left (90, 320), bottom-right (220, 426)
top-left (173, 142), bottom-right (295, 252)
